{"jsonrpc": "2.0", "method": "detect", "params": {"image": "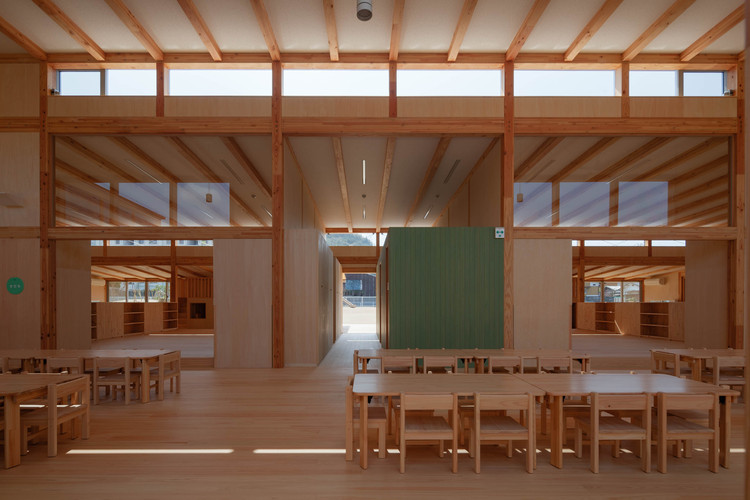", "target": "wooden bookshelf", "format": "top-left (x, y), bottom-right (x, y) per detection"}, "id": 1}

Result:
top-left (123, 303), bottom-right (145, 336)
top-left (640, 302), bottom-right (684, 341)
top-left (163, 302), bottom-right (178, 330)
top-left (90, 303), bottom-right (97, 340)
top-left (594, 303), bottom-right (617, 333)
